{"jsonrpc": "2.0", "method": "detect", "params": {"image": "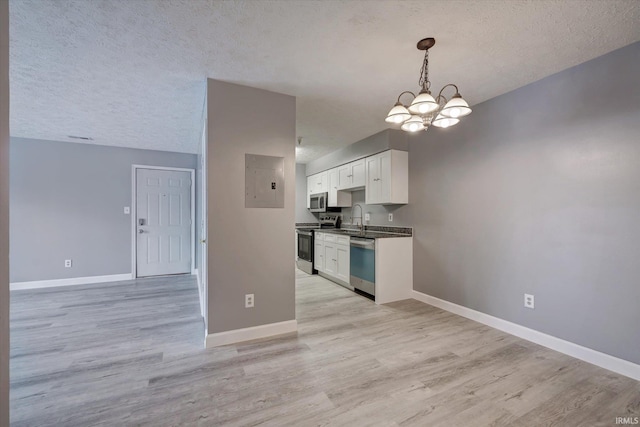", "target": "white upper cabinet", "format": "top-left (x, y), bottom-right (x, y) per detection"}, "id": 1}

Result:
top-left (308, 171), bottom-right (328, 197)
top-left (365, 150), bottom-right (408, 205)
top-left (351, 159), bottom-right (366, 188)
top-left (337, 164), bottom-right (351, 189)
top-left (337, 158), bottom-right (366, 190)
top-left (328, 167), bottom-right (351, 207)
top-left (307, 150), bottom-right (407, 207)
top-left (306, 175), bottom-right (313, 208)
